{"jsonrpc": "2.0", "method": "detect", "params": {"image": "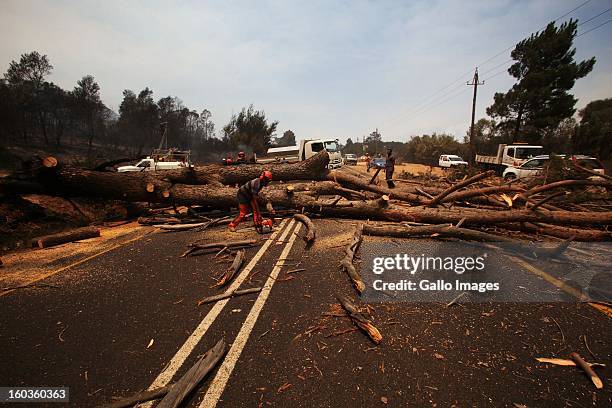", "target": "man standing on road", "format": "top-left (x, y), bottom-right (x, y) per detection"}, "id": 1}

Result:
top-left (385, 147), bottom-right (395, 188)
top-left (229, 171), bottom-right (273, 232)
top-left (365, 153), bottom-right (371, 172)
